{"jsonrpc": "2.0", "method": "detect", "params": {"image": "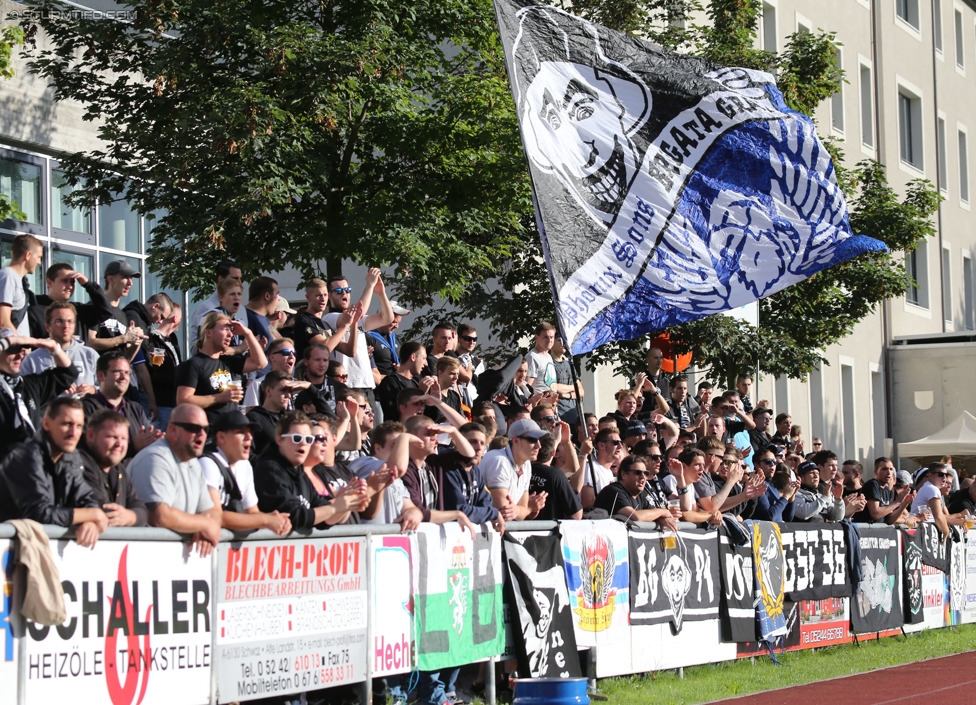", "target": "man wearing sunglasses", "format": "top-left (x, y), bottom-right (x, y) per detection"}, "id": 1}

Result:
top-left (0, 331), bottom-right (79, 456)
top-left (910, 462), bottom-right (955, 539)
top-left (482, 418), bottom-right (549, 521)
top-left (128, 403), bottom-right (222, 556)
top-left (455, 323), bottom-right (485, 404)
top-left (580, 427), bottom-right (625, 510)
top-left (322, 270), bottom-right (395, 414)
top-left (293, 277), bottom-right (359, 361)
top-left (594, 455), bottom-right (676, 530)
top-left (241, 337), bottom-right (309, 411)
